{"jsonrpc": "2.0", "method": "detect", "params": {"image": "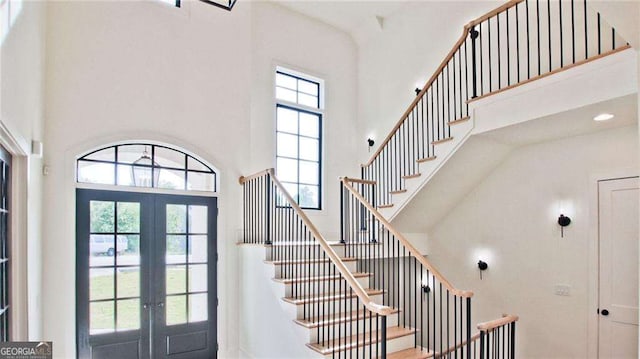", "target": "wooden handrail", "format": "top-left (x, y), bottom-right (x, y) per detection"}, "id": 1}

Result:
top-left (341, 177), bottom-right (473, 298)
top-left (240, 169), bottom-right (394, 316)
top-left (238, 168), bottom-right (272, 184)
top-left (361, 0), bottom-right (529, 168)
top-left (477, 314), bottom-right (519, 331)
